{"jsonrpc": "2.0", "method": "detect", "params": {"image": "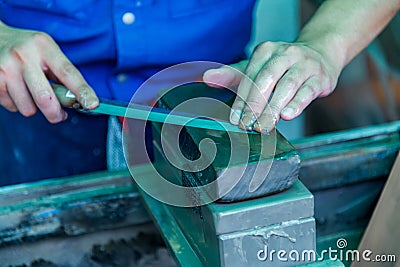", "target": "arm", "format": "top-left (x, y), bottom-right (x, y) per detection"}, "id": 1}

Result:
top-left (0, 21), bottom-right (98, 123)
top-left (204, 0), bottom-right (400, 133)
top-left (298, 0), bottom-right (400, 69)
